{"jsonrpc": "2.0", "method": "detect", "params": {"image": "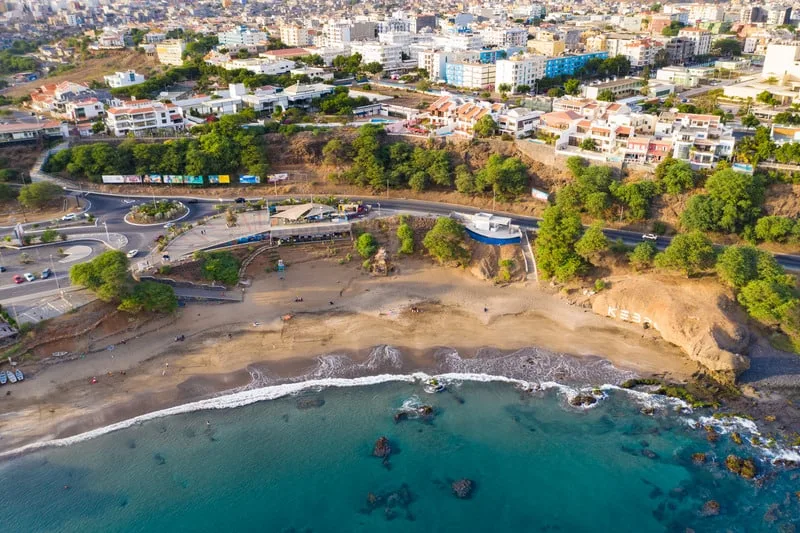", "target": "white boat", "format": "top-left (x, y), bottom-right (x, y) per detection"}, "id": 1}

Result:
top-left (14, 369), bottom-right (23, 381)
top-left (6, 370), bottom-right (16, 384)
top-left (0, 372), bottom-right (6, 385)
